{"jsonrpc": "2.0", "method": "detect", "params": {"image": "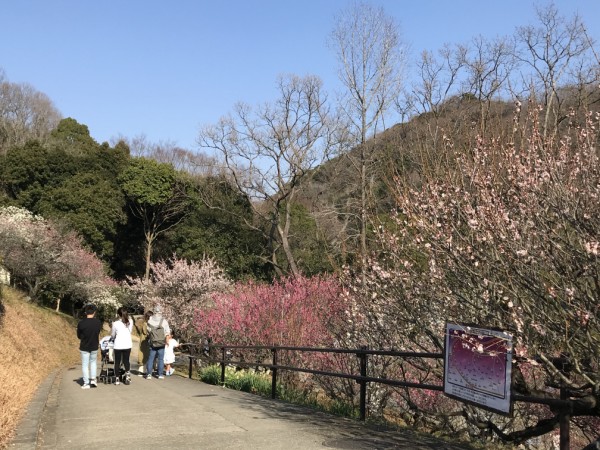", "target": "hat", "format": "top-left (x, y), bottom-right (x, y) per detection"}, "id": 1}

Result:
top-left (154, 305), bottom-right (162, 314)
